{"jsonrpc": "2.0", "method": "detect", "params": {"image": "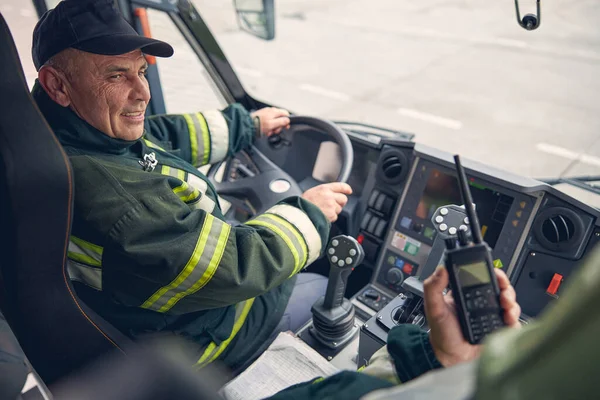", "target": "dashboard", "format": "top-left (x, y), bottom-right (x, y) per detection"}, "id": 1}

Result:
top-left (252, 126), bottom-right (599, 322)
